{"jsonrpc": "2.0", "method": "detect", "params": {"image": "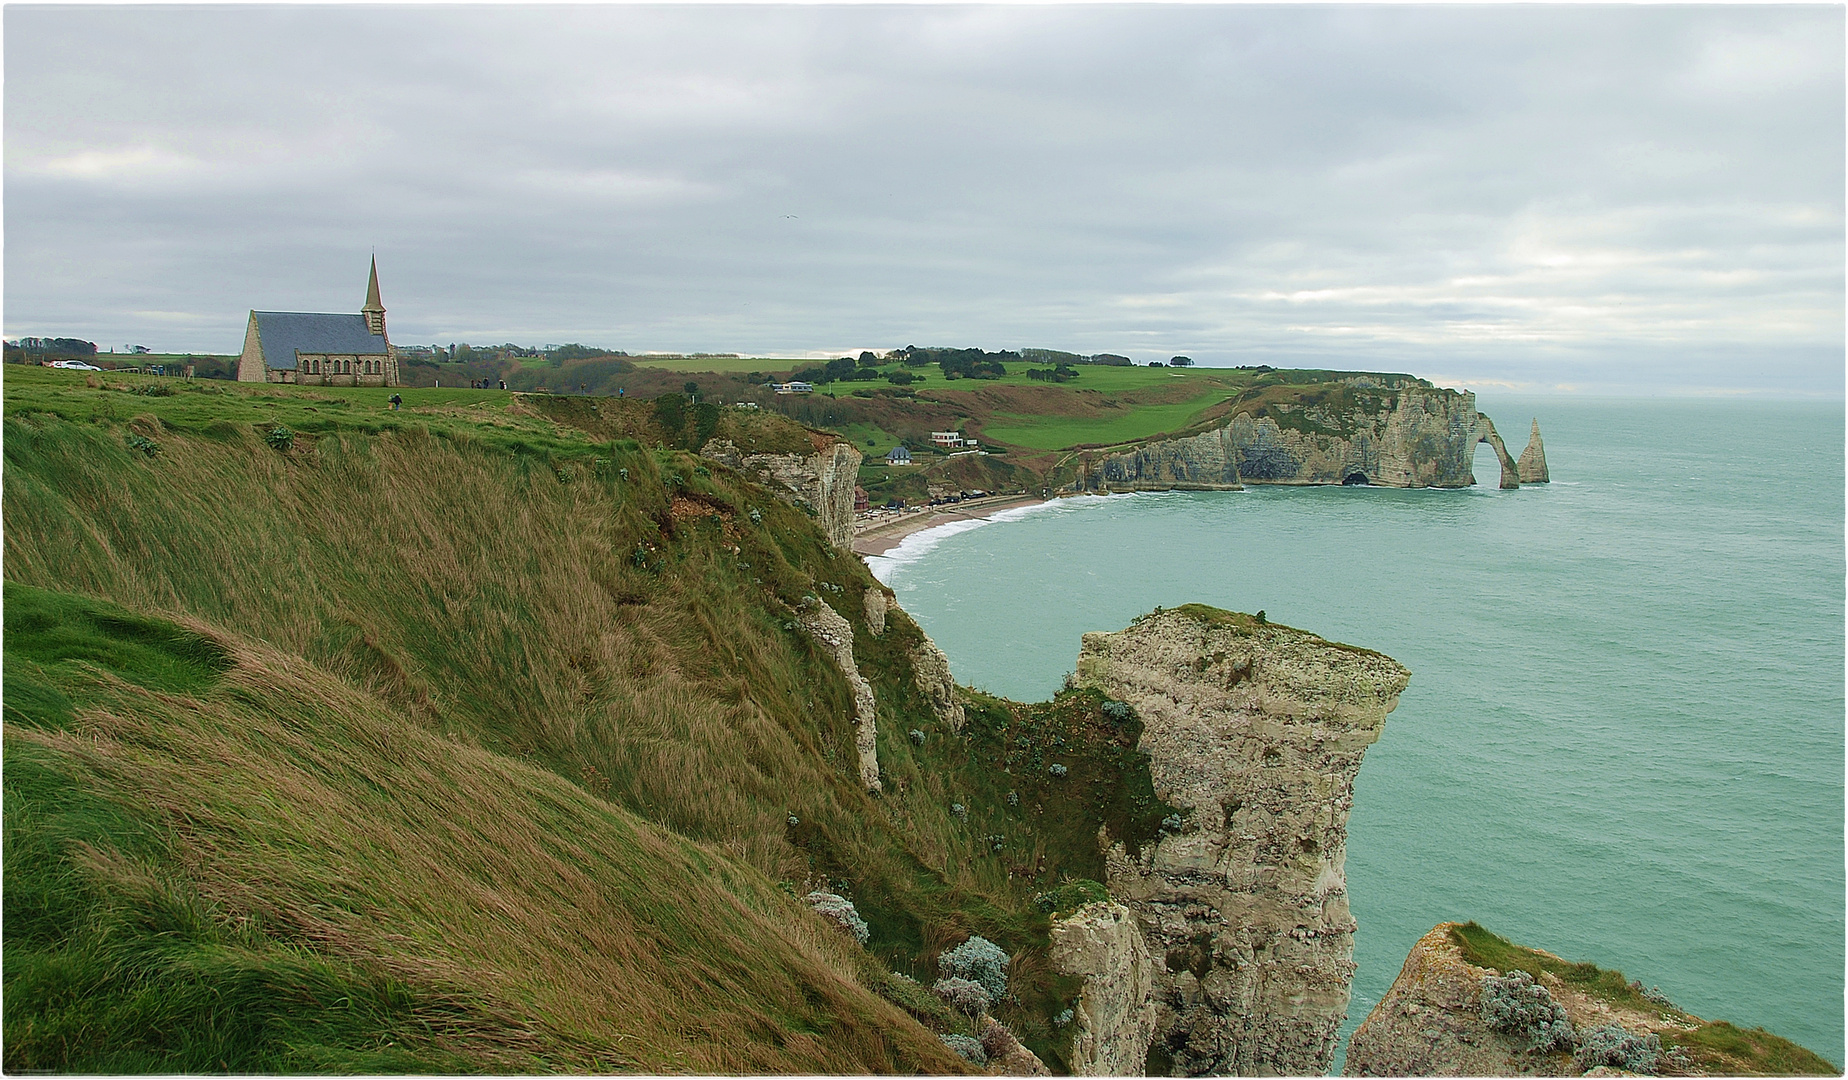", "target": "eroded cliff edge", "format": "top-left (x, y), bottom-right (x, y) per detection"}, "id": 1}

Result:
top-left (1064, 380), bottom-right (1533, 492)
top-left (1070, 605), bottom-right (1409, 1075)
top-left (1346, 922), bottom-right (1837, 1077)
